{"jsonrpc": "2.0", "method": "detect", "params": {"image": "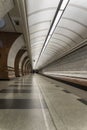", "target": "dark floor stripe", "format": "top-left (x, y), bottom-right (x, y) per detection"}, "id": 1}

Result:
top-left (16, 82), bottom-right (32, 83)
top-left (77, 99), bottom-right (87, 105)
top-left (9, 85), bottom-right (32, 87)
top-left (51, 83), bottom-right (55, 84)
top-left (0, 99), bottom-right (47, 109)
top-left (8, 87), bottom-right (34, 90)
top-left (63, 90), bottom-right (71, 93)
top-left (0, 89), bottom-right (38, 93)
top-left (55, 85), bottom-right (60, 87)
